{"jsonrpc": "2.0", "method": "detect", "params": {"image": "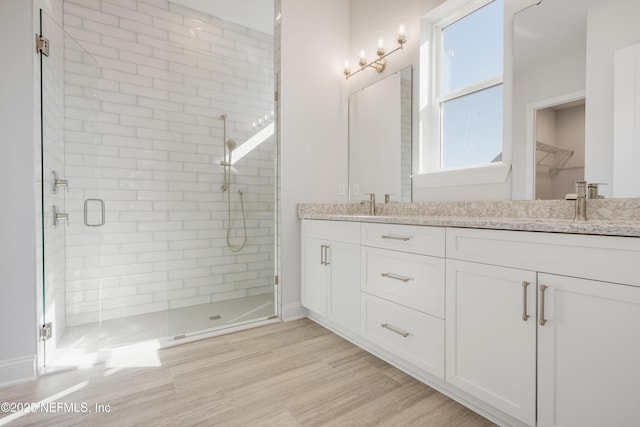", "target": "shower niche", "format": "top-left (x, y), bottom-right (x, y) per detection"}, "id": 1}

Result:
top-left (36, 0), bottom-right (277, 370)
